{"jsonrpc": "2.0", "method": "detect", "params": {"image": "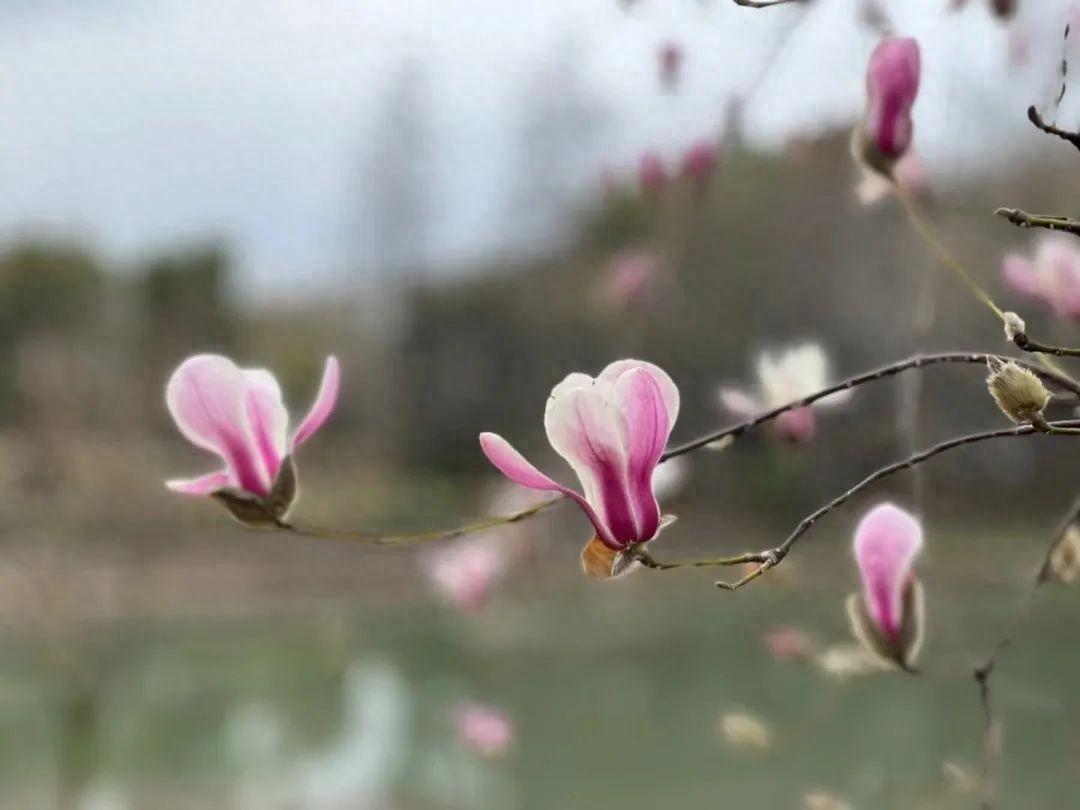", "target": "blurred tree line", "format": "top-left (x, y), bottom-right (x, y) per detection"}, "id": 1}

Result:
top-left (4, 134), bottom-right (1079, 531)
